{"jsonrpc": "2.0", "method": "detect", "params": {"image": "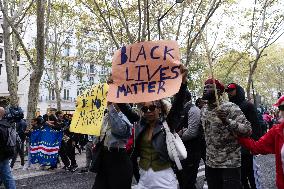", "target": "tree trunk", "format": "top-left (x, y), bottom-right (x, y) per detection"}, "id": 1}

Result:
top-left (26, 0), bottom-right (45, 122)
top-left (52, 26), bottom-right (61, 111)
top-left (137, 0), bottom-right (141, 42)
top-left (2, 0), bottom-right (18, 107)
top-left (246, 69), bottom-right (253, 101)
top-left (246, 56), bottom-right (259, 100)
top-left (141, 0), bottom-right (147, 41)
top-left (146, 0), bottom-right (150, 41)
top-left (53, 65), bottom-right (61, 111)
